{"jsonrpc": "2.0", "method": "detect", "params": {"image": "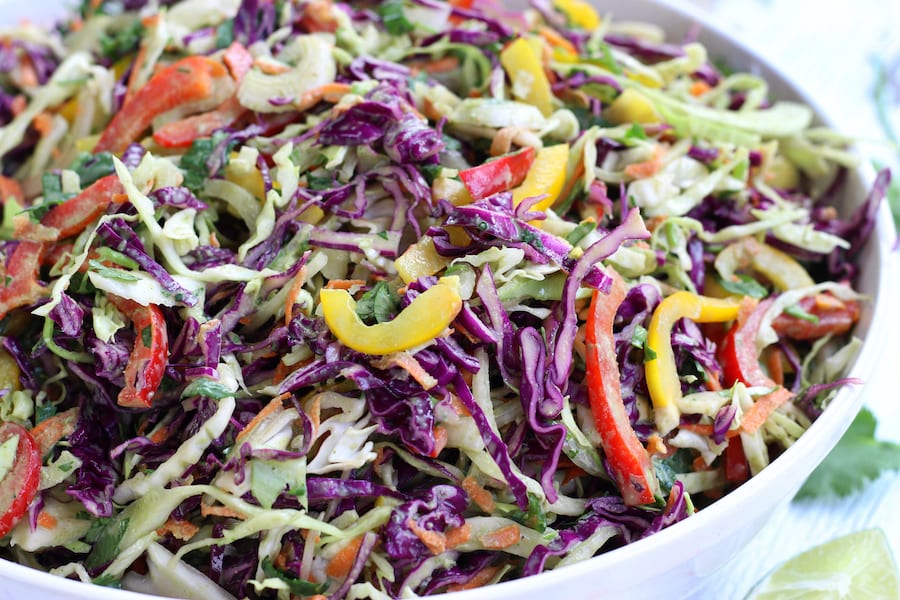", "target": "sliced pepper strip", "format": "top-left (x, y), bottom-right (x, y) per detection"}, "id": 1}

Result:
top-left (110, 297), bottom-right (169, 408)
top-left (320, 276), bottom-right (462, 356)
top-left (645, 291), bottom-right (740, 435)
top-left (586, 271), bottom-right (660, 506)
top-left (511, 143), bottom-right (570, 214)
top-left (500, 37), bottom-right (554, 117)
top-left (39, 174), bottom-right (123, 240)
top-left (459, 146), bottom-right (535, 201)
top-left (0, 241), bottom-right (46, 320)
top-left (715, 237), bottom-right (815, 292)
top-left (95, 56), bottom-right (232, 154)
